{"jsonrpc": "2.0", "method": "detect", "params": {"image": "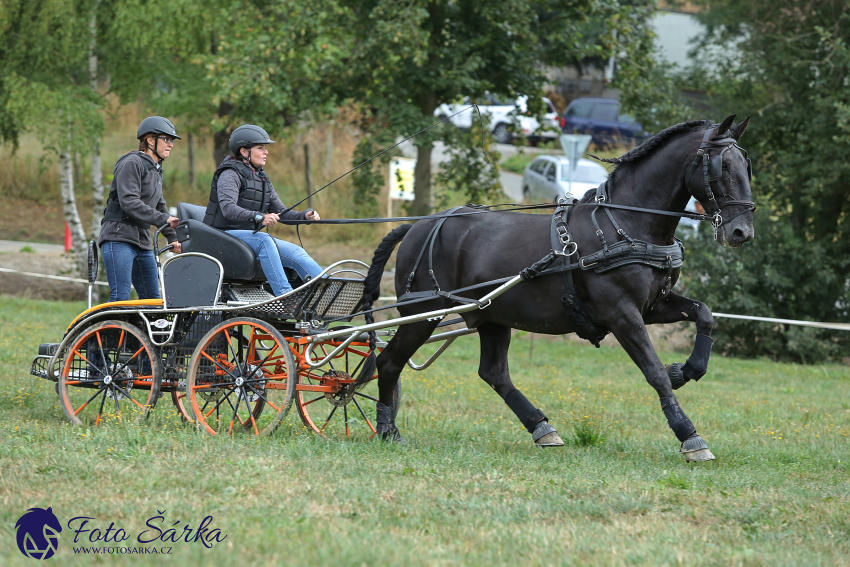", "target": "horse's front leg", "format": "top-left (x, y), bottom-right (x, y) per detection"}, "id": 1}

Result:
top-left (608, 309), bottom-right (715, 462)
top-left (644, 292), bottom-right (715, 391)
